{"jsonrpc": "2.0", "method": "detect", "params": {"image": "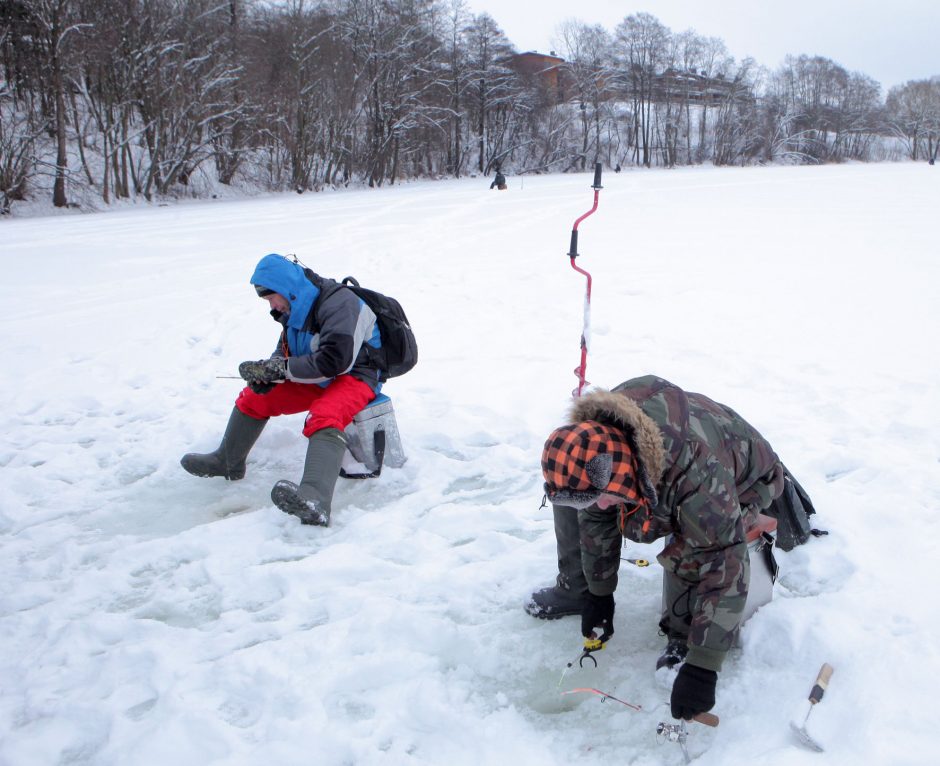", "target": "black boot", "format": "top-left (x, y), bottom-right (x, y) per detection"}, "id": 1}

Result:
top-left (525, 503), bottom-right (588, 618)
top-left (525, 573), bottom-right (587, 619)
top-left (271, 428), bottom-right (346, 526)
top-left (181, 408), bottom-right (267, 480)
top-left (656, 637), bottom-right (689, 670)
